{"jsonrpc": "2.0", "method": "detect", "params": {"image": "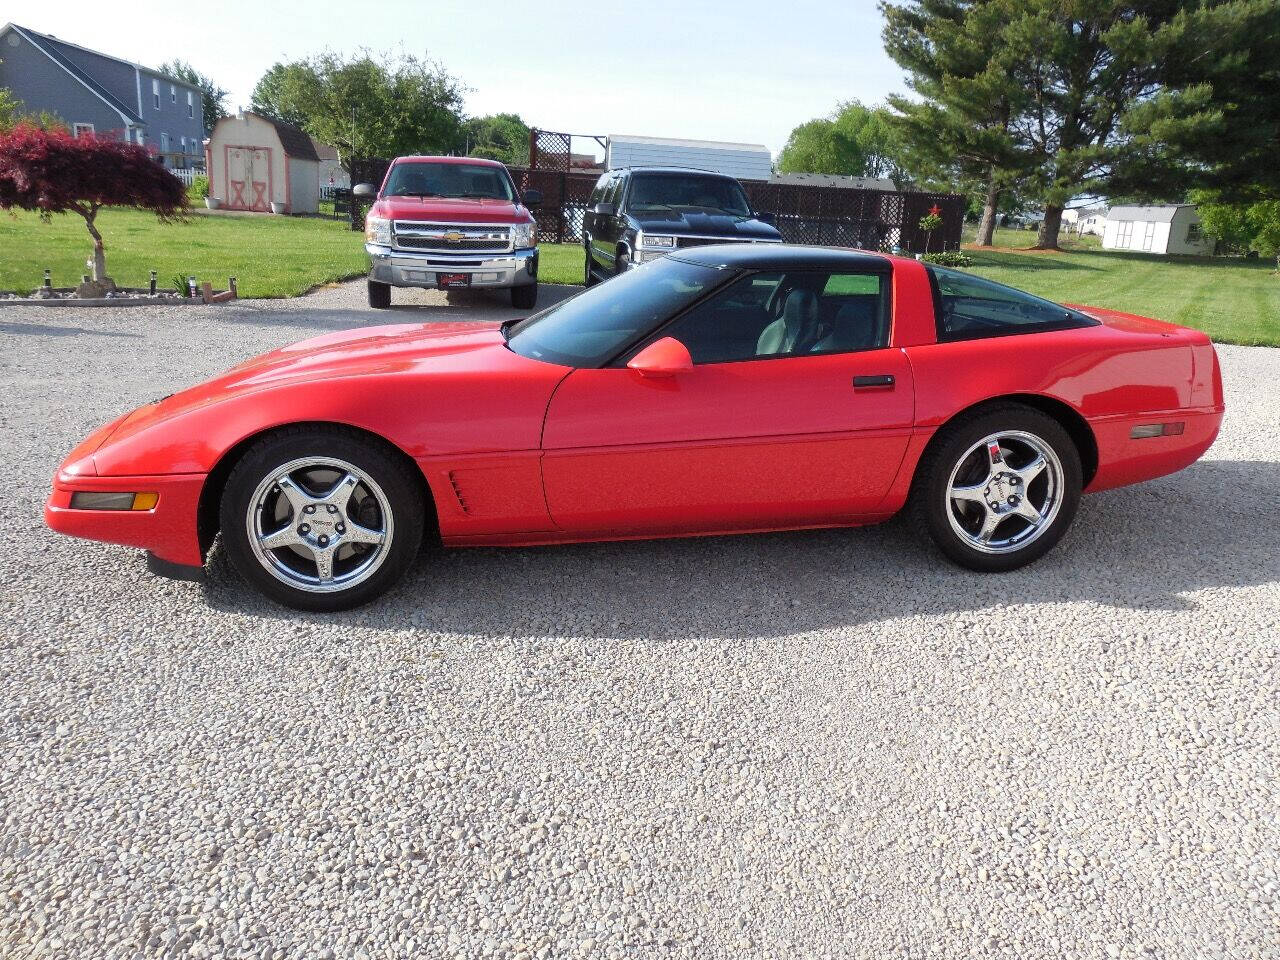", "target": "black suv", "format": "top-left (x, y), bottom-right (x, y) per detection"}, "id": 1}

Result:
top-left (582, 167), bottom-right (782, 284)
